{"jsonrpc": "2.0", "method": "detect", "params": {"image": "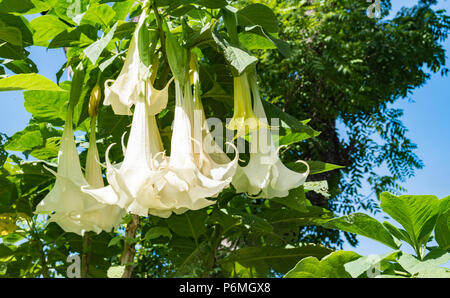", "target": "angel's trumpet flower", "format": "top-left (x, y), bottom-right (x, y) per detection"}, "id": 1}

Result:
top-left (83, 93), bottom-right (174, 217)
top-left (157, 77), bottom-right (238, 216)
top-left (103, 5), bottom-right (173, 116)
top-left (190, 56), bottom-right (237, 183)
top-left (231, 71), bottom-right (309, 199)
top-left (35, 109), bottom-right (123, 236)
top-left (226, 72), bottom-right (266, 138)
